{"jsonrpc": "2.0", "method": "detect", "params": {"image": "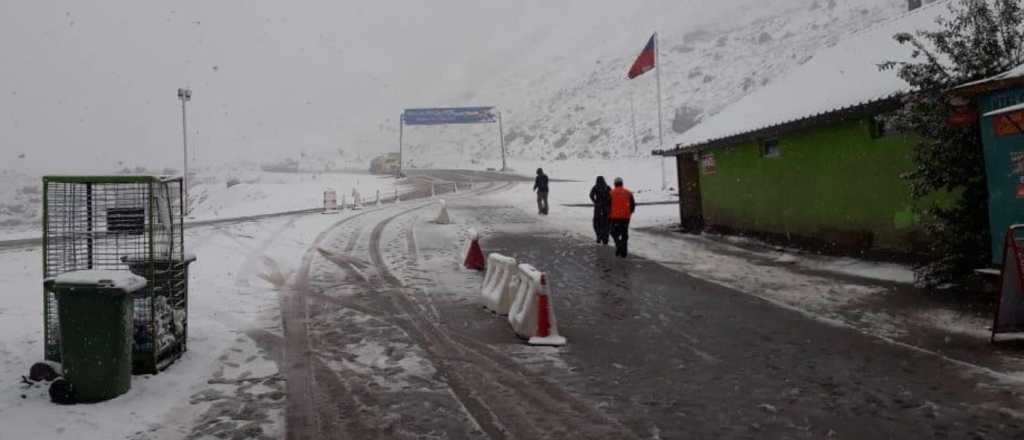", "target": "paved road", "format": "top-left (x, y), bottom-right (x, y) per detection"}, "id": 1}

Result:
top-left (454, 204), bottom-right (1024, 439)
top-left (269, 169), bottom-right (1024, 439)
